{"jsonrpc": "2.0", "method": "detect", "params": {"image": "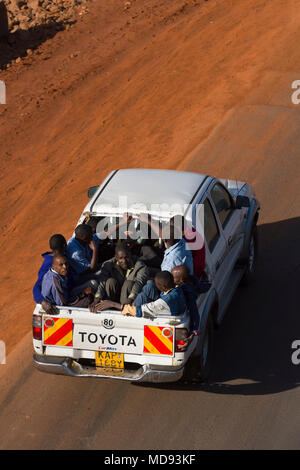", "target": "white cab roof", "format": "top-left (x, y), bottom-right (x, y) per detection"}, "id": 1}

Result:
top-left (90, 169), bottom-right (209, 217)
